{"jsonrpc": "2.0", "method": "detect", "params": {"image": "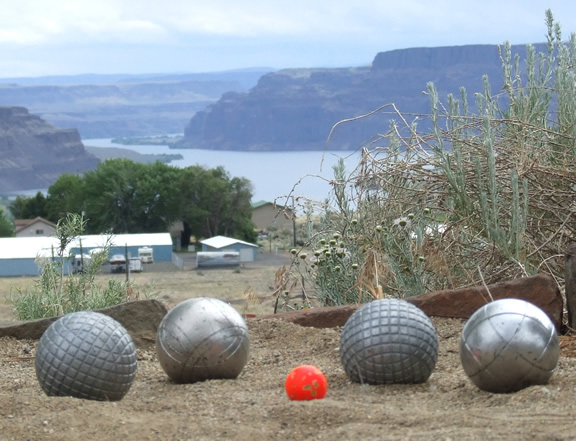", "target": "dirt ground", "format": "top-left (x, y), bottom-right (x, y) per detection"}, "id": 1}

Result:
top-left (2, 255), bottom-right (576, 440)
